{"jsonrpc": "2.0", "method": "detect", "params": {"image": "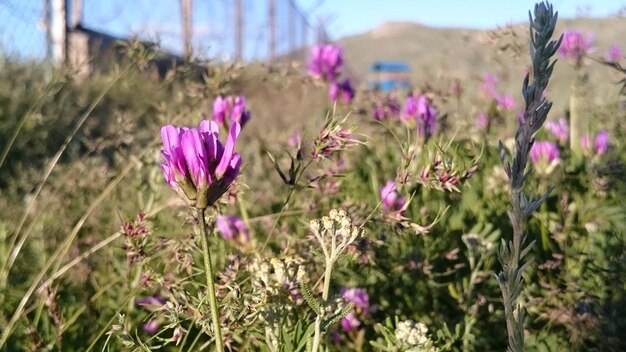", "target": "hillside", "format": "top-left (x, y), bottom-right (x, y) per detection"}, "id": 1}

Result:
top-left (338, 16), bottom-right (626, 114)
